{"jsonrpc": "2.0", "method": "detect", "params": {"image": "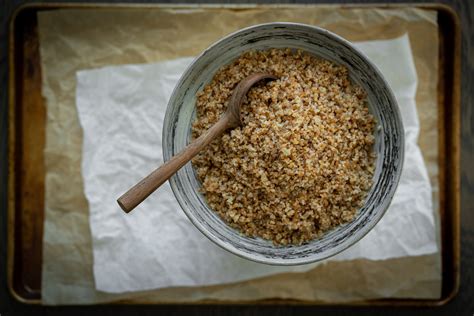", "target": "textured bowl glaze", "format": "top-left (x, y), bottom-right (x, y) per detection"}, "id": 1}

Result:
top-left (163, 23), bottom-right (404, 265)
